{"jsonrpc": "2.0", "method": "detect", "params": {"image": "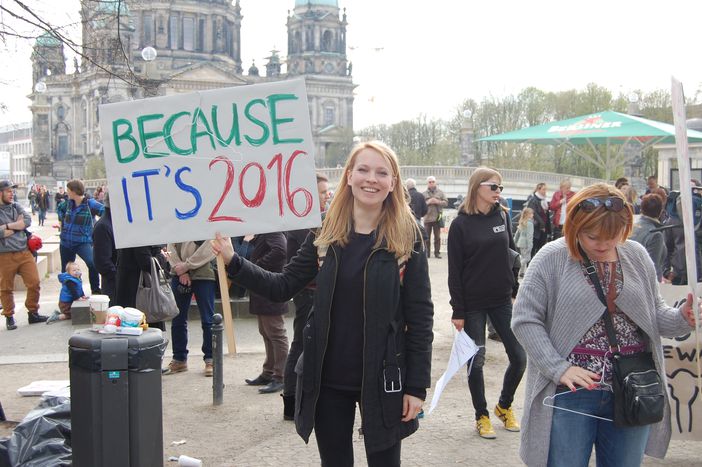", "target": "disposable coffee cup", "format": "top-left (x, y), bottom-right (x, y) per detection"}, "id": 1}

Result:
top-left (120, 307), bottom-right (144, 328)
top-left (89, 295), bottom-right (110, 330)
top-left (177, 455), bottom-right (202, 467)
